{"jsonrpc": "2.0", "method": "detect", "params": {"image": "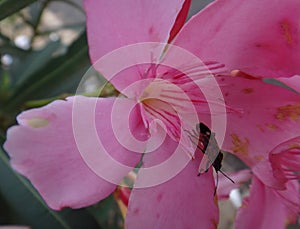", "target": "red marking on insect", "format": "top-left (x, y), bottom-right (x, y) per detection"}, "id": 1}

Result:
top-left (188, 123), bottom-right (234, 195)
